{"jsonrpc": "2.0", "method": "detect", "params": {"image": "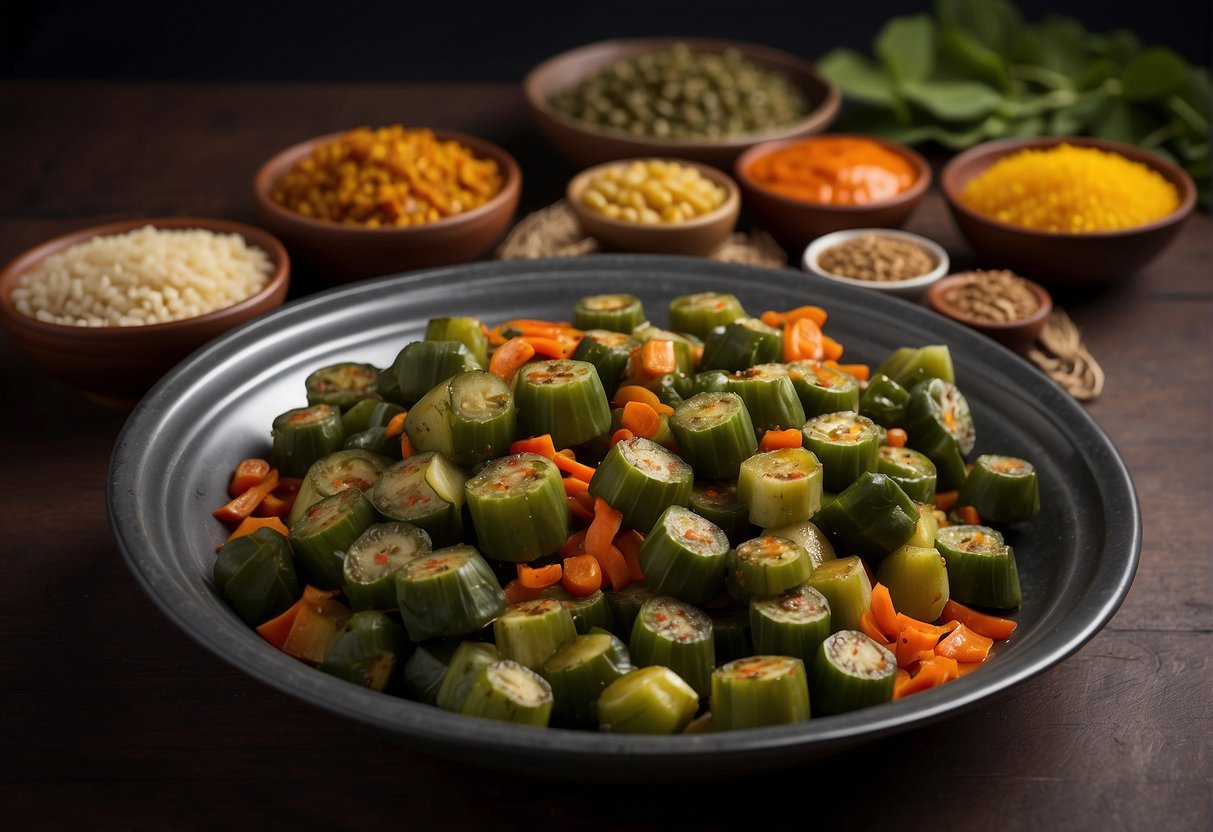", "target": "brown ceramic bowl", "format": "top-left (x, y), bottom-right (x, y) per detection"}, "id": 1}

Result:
top-left (926, 272), bottom-right (1053, 355)
top-left (524, 38), bottom-right (840, 169)
top-left (941, 136), bottom-right (1195, 289)
top-left (566, 159), bottom-right (740, 256)
top-left (0, 217), bottom-right (290, 406)
top-left (253, 129), bottom-right (521, 283)
top-left (735, 134), bottom-right (931, 253)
